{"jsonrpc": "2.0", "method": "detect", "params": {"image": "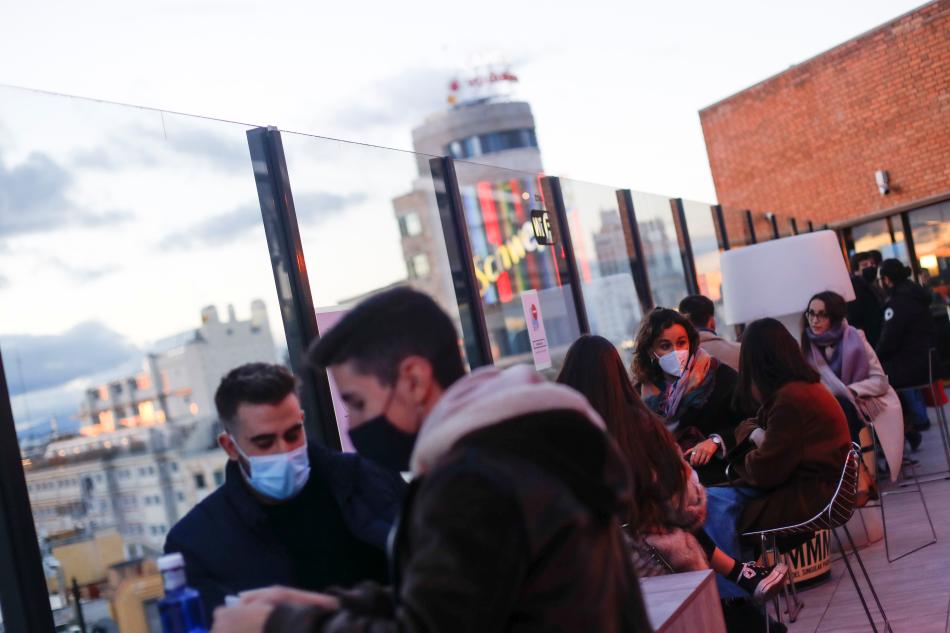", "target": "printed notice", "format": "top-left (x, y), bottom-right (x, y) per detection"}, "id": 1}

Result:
top-left (315, 307), bottom-right (354, 452)
top-left (520, 290), bottom-right (552, 371)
